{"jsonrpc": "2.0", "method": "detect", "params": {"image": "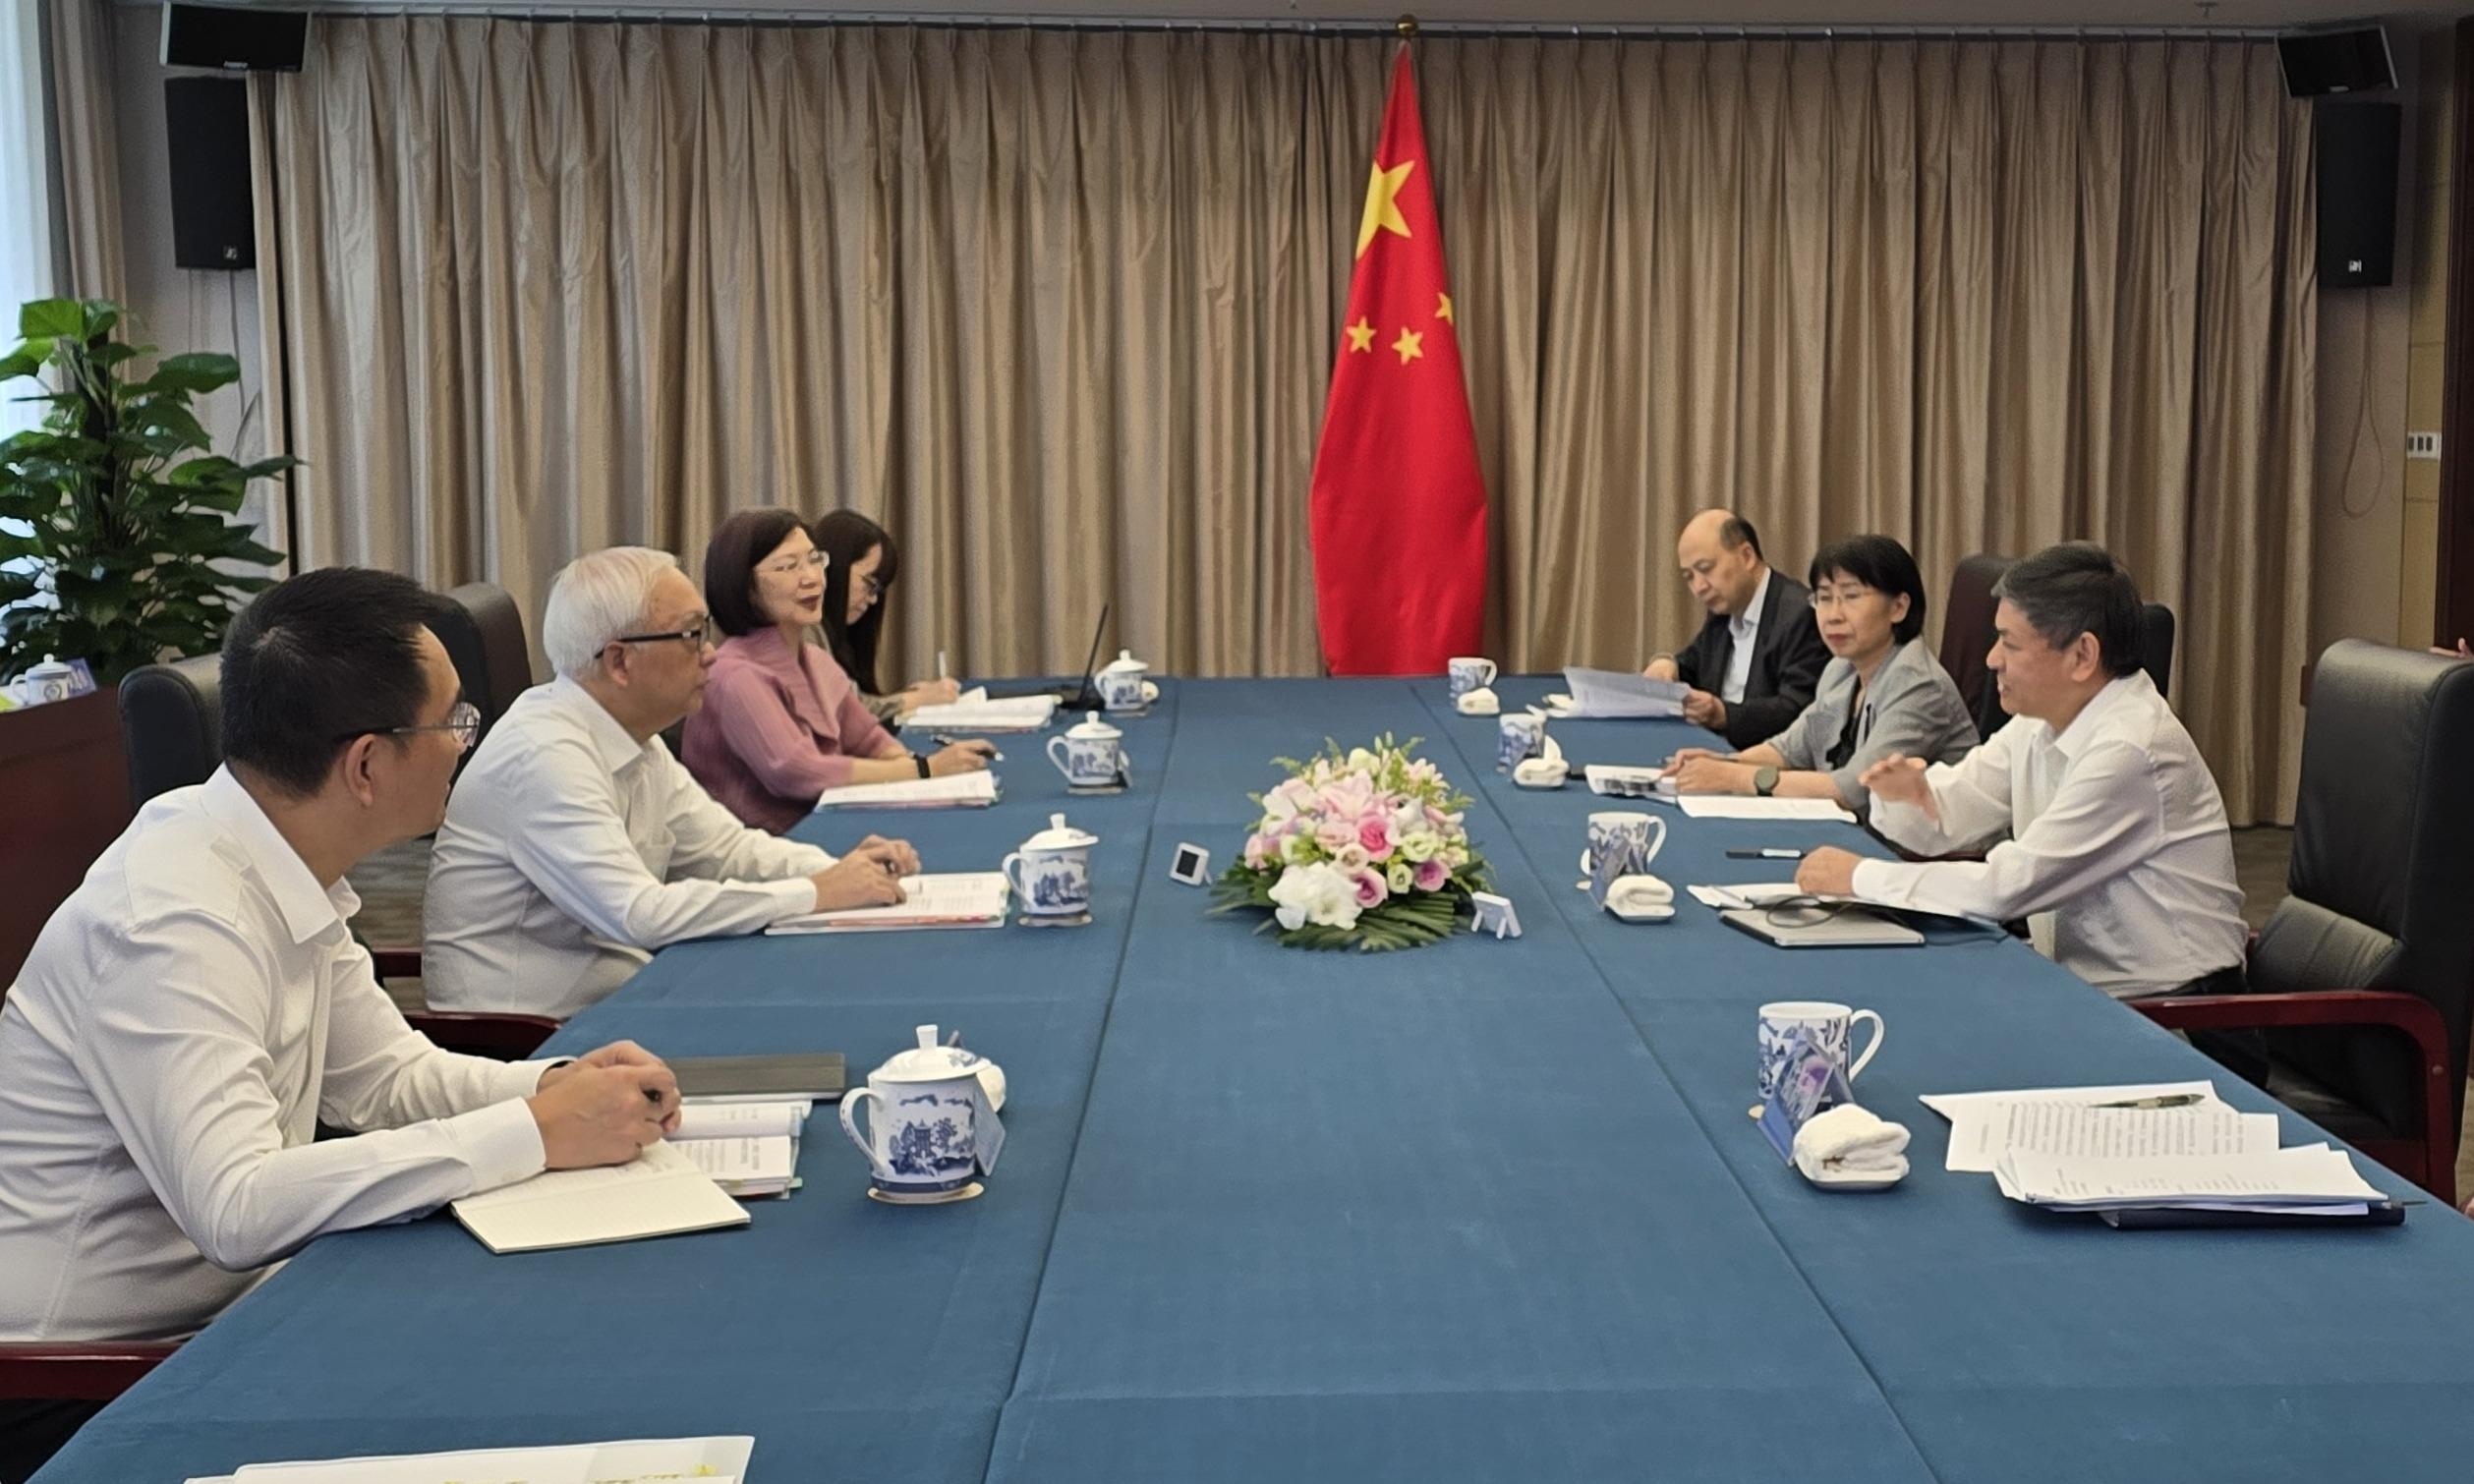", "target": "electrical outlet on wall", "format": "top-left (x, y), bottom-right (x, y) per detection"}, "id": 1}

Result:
top-left (2407, 430), bottom-right (2443, 460)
